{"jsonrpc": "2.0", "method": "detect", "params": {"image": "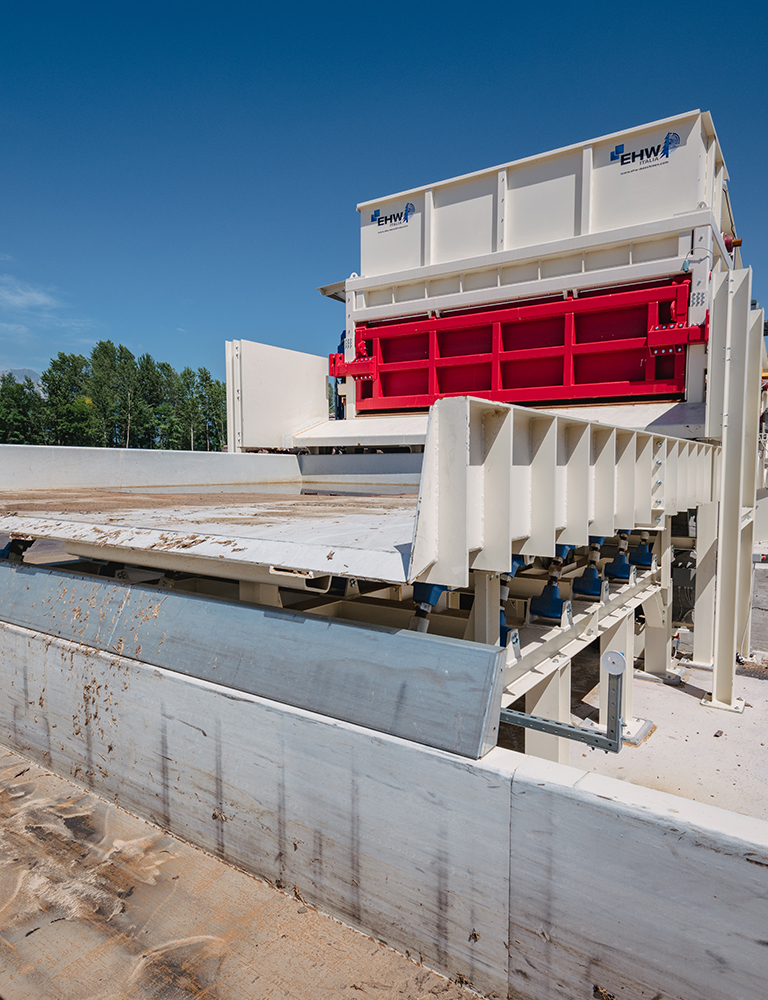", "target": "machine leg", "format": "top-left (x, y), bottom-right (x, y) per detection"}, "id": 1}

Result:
top-left (710, 463), bottom-right (744, 709)
top-left (737, 518), bottom-right (755, 659)
top-left (655, 515), bottom-right (672, 608)
top-left (473, 571), bottom-right (501, 645)
top-left (643, 591), bottom-right (671, 677)
top-left (708, 269), bottom-right (754, 712)
top-left (692, 501), bottom-right (717, 668)
top-left (642, 518), bottom-right (673, 678)
top-left (239, 581), bottom-right (282, 607)
top-left (525, 658), bottom-right (571, 764)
